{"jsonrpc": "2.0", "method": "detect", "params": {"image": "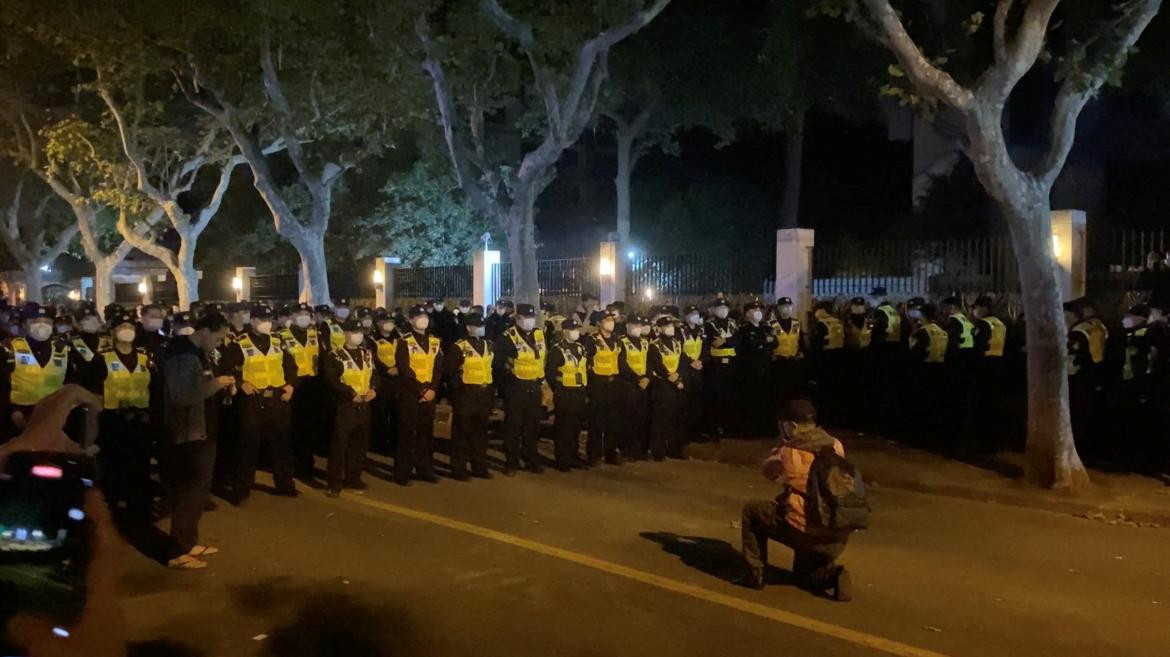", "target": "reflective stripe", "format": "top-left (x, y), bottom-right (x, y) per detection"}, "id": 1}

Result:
top-left (911, 324), bottom-right (948, 363)
top-left (622, 336), bottom-right (648, 376)
top-left (10, 337), bottom-right (68, 406)
top-left (817, 317), bottom-right (844, 350)
top-left (239, 334), bottom-right (286, 389)
top-left (707, 320), bottom-right (737, 358)
top-left (1082, 319), bottom-right (1108, 364)
top-left (557, 346), bottom-right (588, 388)
top-left (335, 347), bottom-right (372, 396)
top-left (983, 317), bottom-right (1007, 357)
top-left (456, 339), bottom-right (493, 385)
top-left (591, 336), bottom-right (619, 375)
top-left (771, 320), bottom-right (801, 358)
top-left (845, 319), bottom-right (872, 350)
top-left (951, 314), bottom-right (975, 349)
top-left (507, 327), bottom-right (546, 380)
top-left (102, 350), bottom-right (150, 410)
top-left (405, 334), bottom-right (440, 384)
top-left (71, 337), bottom-right (96, 363)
